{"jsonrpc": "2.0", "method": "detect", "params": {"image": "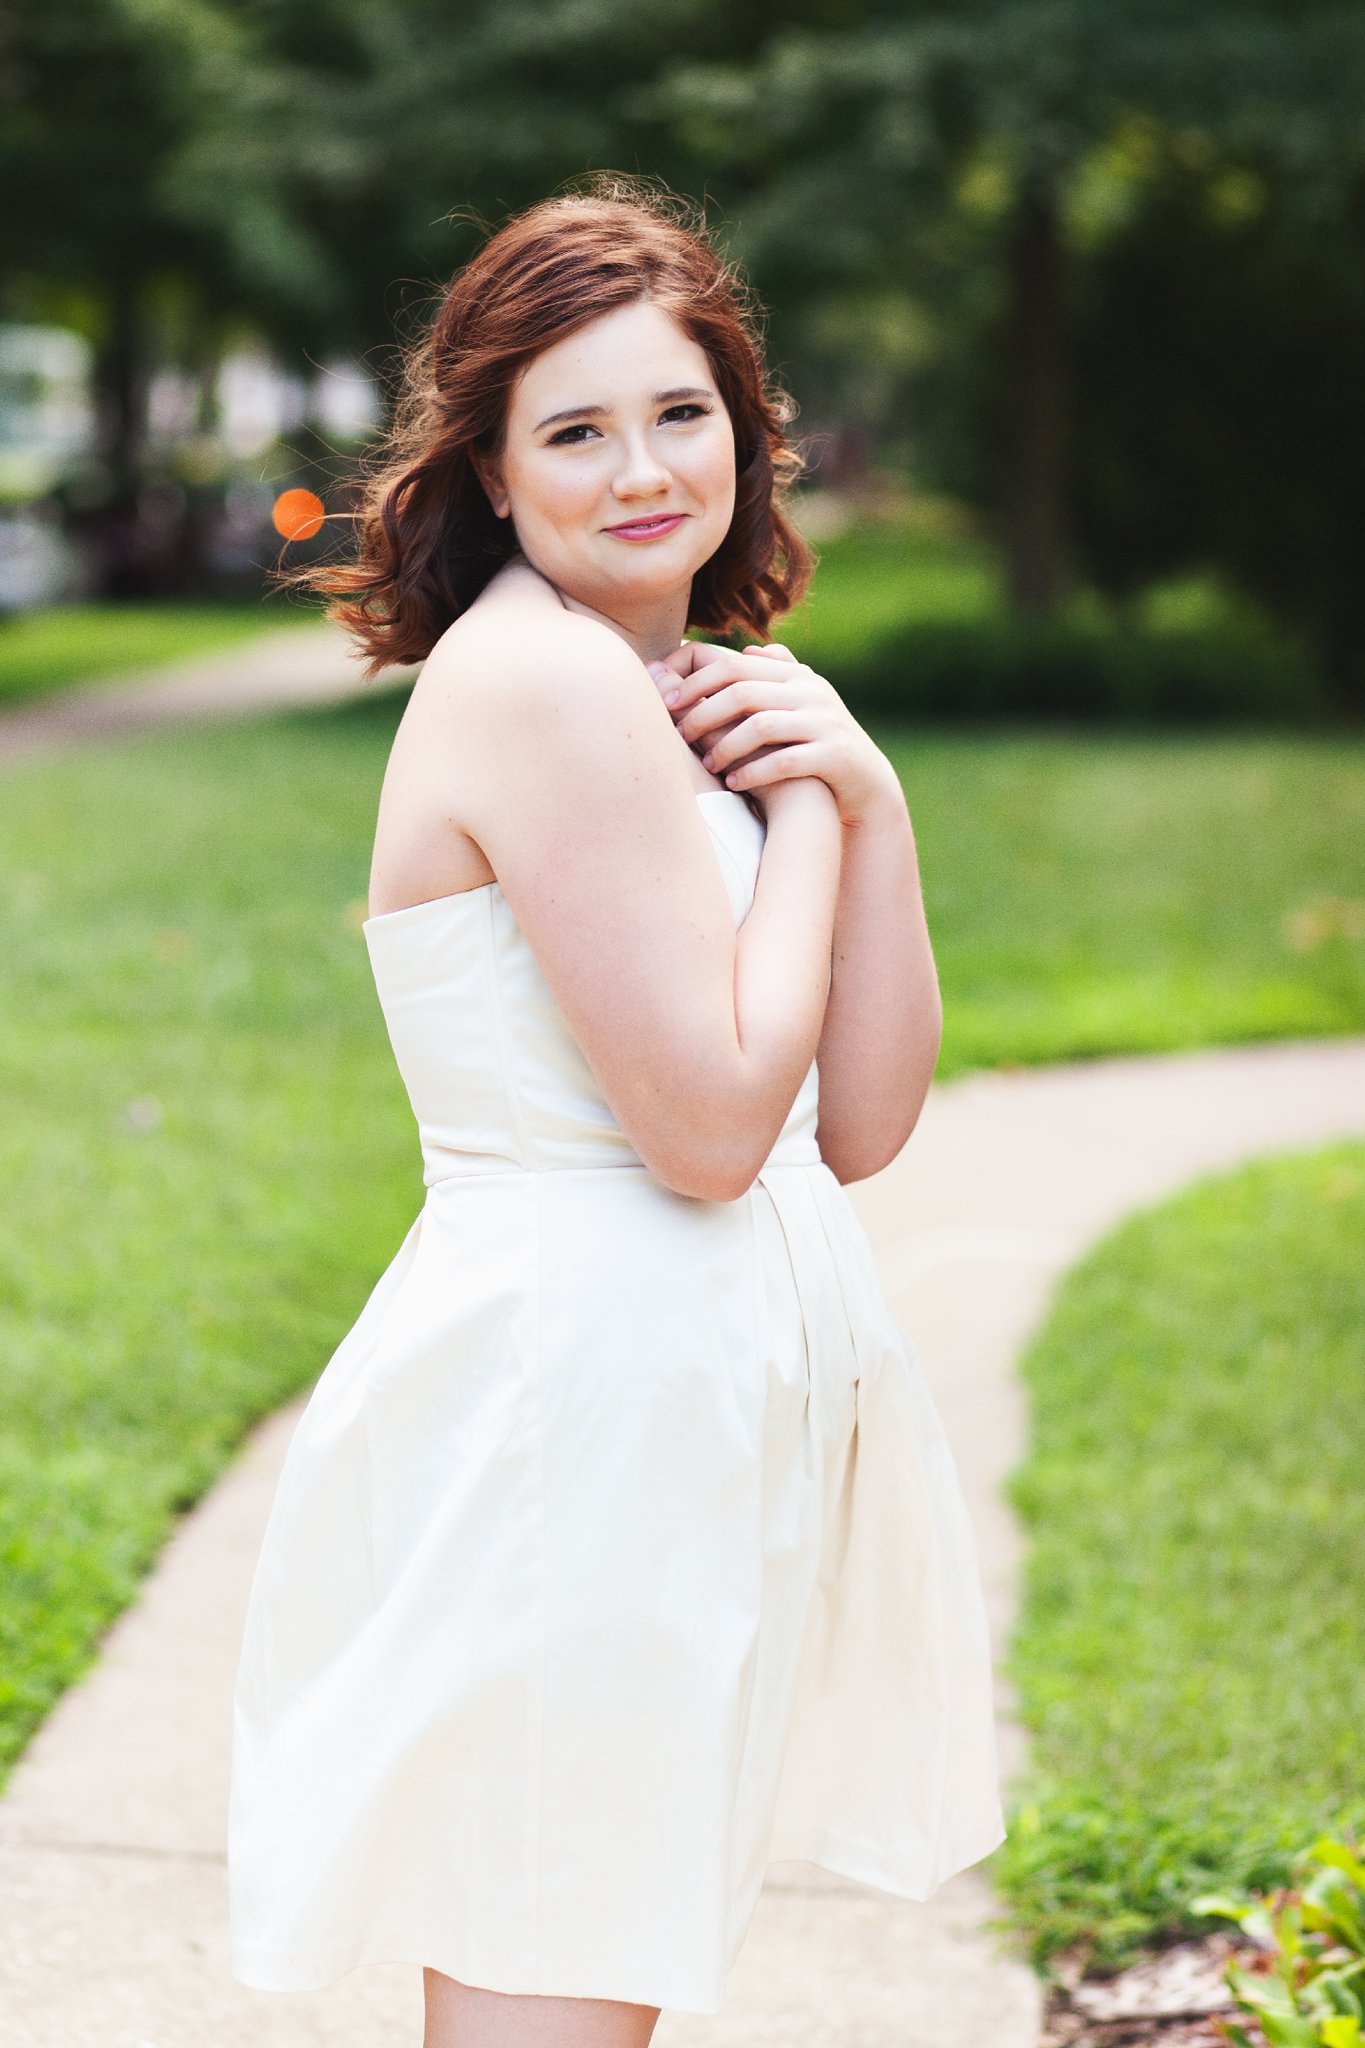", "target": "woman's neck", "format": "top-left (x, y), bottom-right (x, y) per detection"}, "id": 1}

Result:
top-left (507, 551), bottom-right (689, 665)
